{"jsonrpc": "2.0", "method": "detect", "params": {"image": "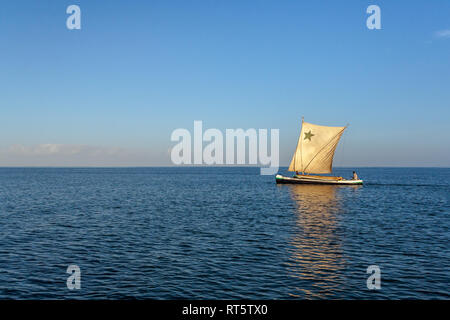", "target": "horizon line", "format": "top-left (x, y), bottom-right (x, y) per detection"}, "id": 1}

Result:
top-left (0, 166), bottom-right (448, 169)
